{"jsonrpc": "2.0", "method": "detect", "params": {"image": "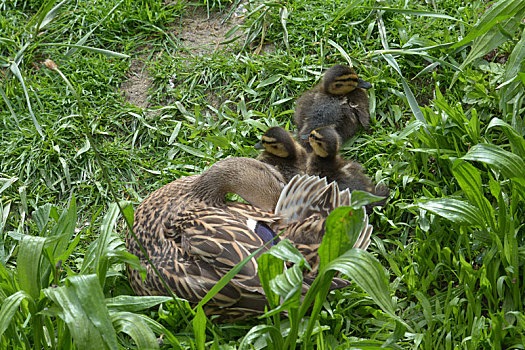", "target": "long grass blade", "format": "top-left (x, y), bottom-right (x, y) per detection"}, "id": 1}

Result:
top-left (381, 54), bottom-right (425, 123)
top-left (105, 295), bottom-right (172, 312)
top-left (43, 43), bottom-right (129, 58)
top-left (66, 0), bottom-right (125, 57)
top-left (94, 202), bottom-right (120, 286)
top-left (0, 84), bottom-right (17, 124)
top-left (37, 0), bottom-right (67, 31)
top-left (322, 249), bottom-right (396, 318)
top-left (363, 6), bottom-right (461, 21)
top-left (9, 61), bottom-right (44, 138)
top-left (0, 177), bottom-right (18, 196)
